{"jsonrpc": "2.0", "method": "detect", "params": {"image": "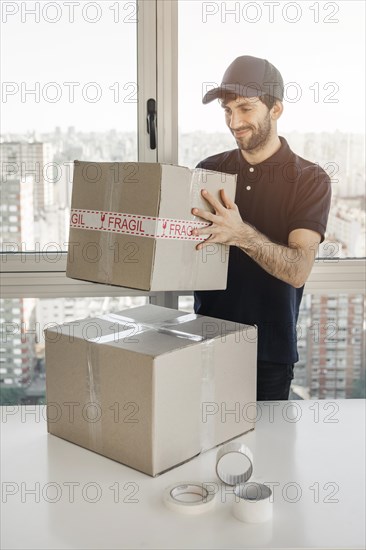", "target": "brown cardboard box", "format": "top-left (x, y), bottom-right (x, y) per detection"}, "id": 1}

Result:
top-left (66, 161), bottom-right (237, 291)
top-left (45, 305), bottom-right (257, 477)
